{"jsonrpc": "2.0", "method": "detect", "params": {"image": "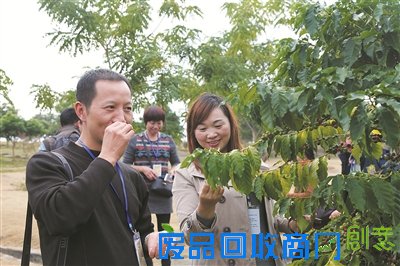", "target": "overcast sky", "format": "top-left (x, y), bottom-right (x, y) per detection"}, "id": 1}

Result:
top-left (0, 0), bottom-right (299, 119)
